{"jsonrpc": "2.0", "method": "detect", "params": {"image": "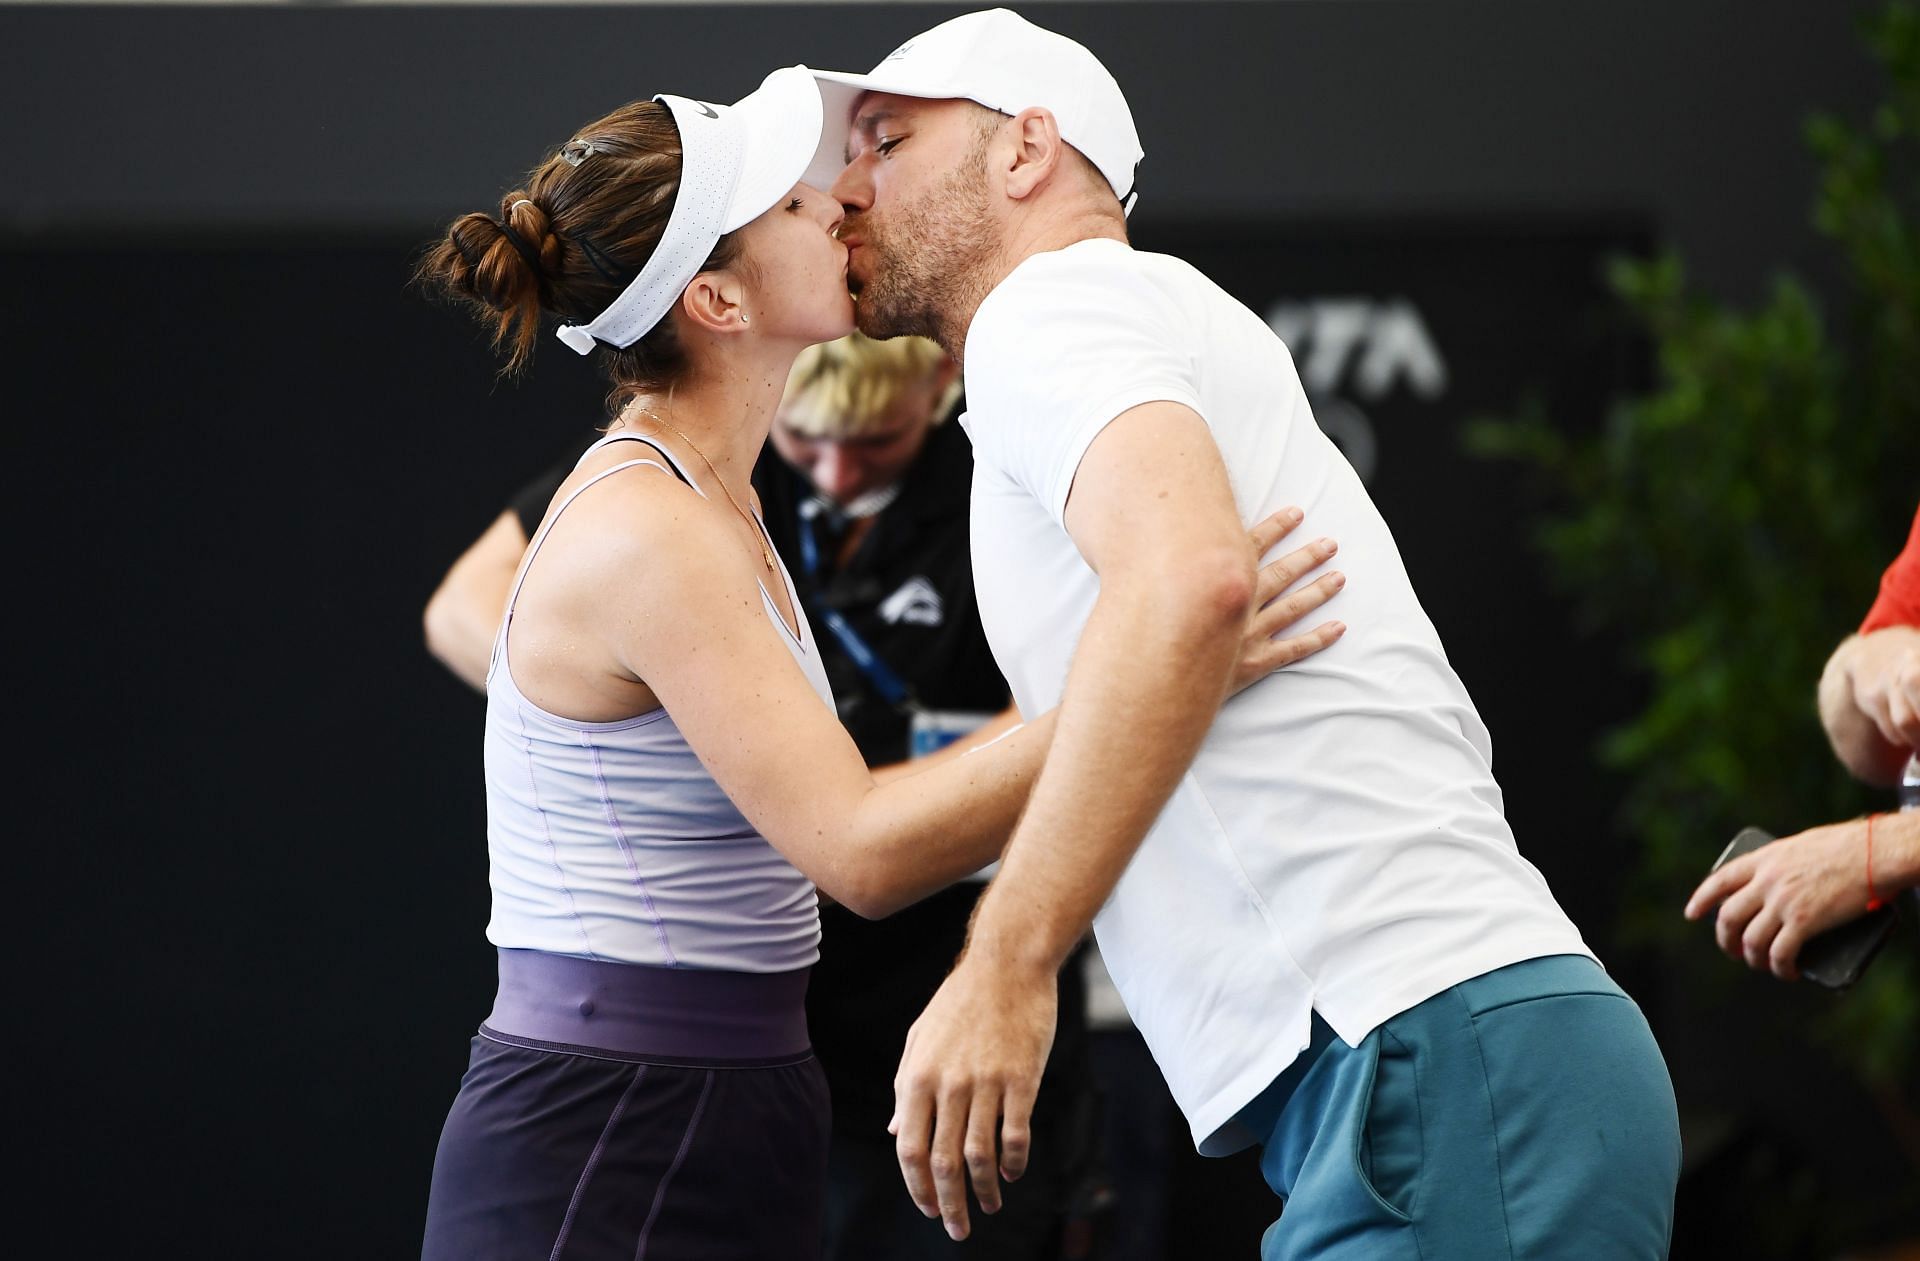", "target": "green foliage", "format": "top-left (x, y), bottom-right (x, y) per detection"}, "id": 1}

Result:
top-left (1467, 4), bottom-right (1920, 1092)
